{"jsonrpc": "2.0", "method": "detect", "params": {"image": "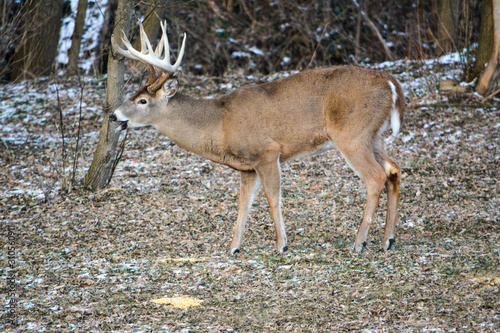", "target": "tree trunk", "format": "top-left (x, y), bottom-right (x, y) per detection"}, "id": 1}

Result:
top-left (92, 0), bottom-right (118, 75)
top-left (132, 1), bottom-right (165, 50)
top-left (83, 0), bottom-right (133, 190)
top-left (11, 0), bottom-right (64, 80)
top-left (437, 0), bottom-right (460, 55)
top-left (67, 0), bottom-right (88, 75)
top-left (476, 0), bottom-right (500, 97)
top-left (469, 0), bottom-right (494, 81)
